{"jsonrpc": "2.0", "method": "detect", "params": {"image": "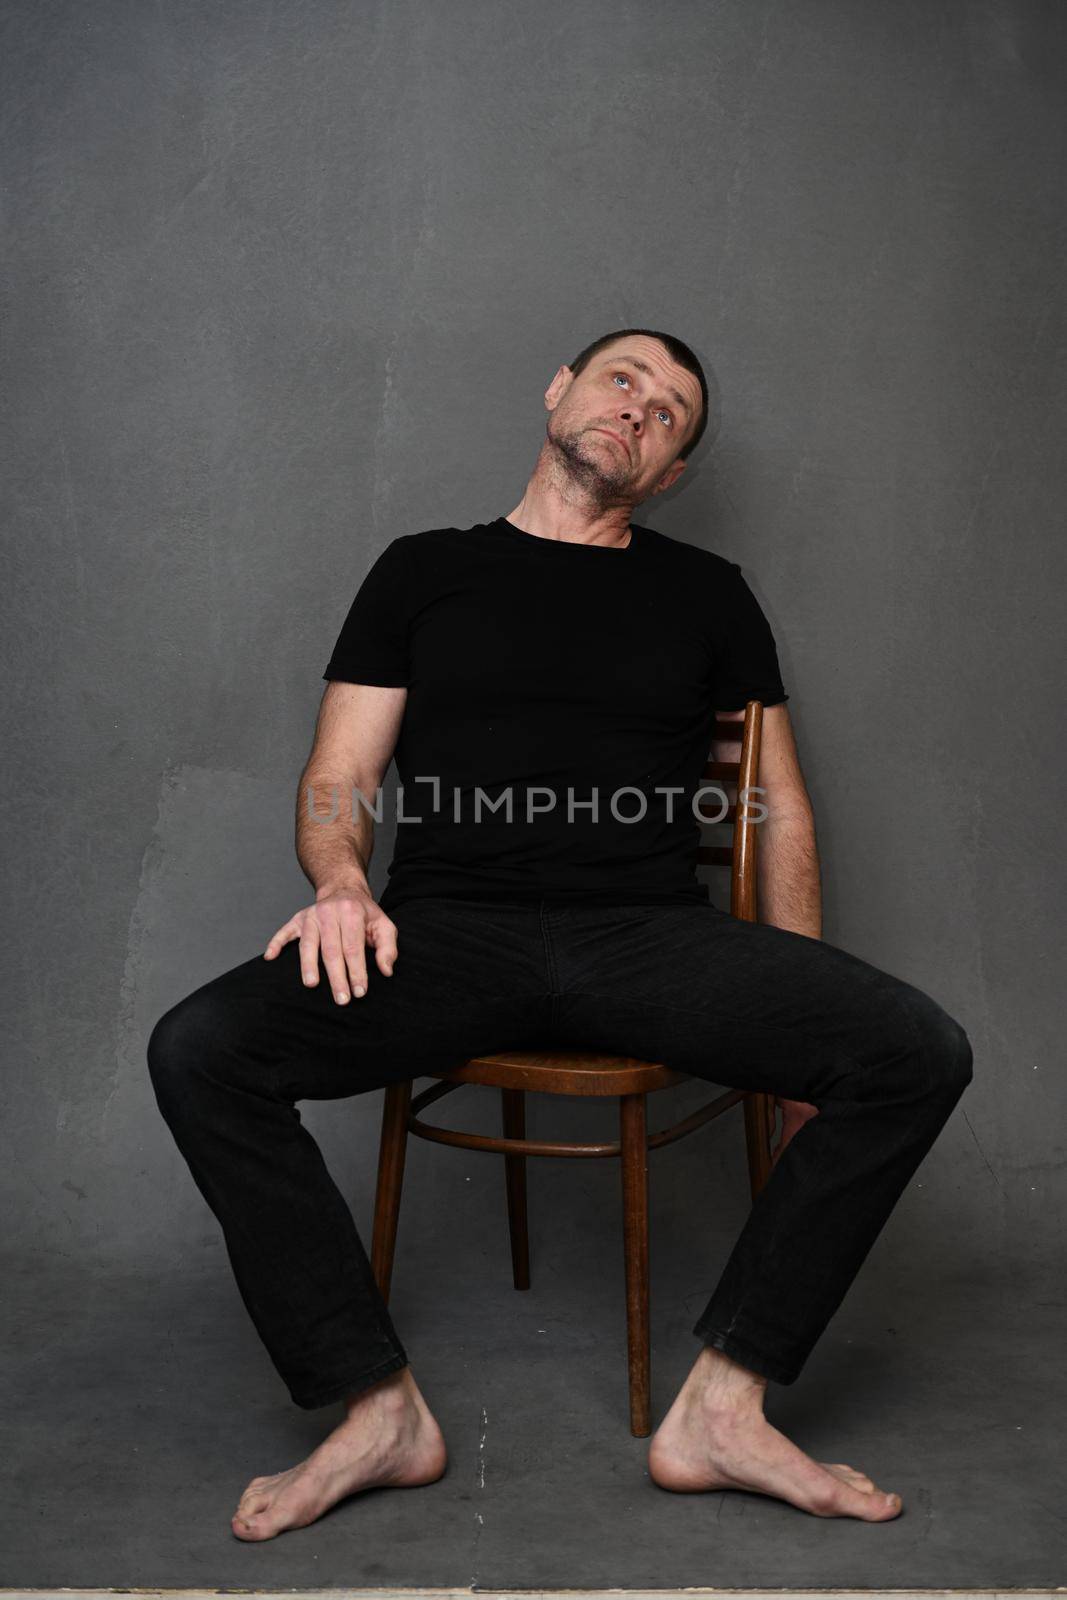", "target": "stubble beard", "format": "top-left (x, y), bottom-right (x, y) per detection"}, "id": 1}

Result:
top-left (546, 413), bottom-right (636, 511)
